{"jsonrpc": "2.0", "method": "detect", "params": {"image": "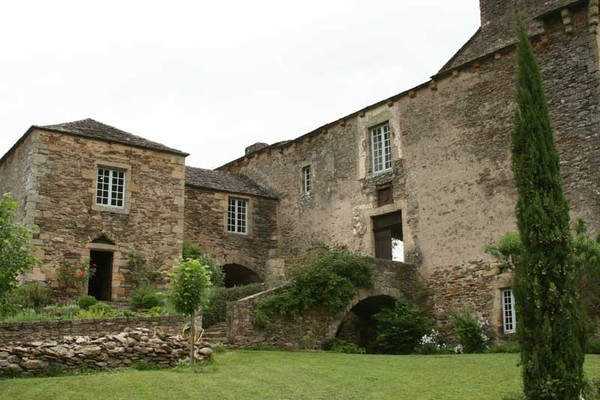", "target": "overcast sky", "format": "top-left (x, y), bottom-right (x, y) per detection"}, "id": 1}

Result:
top-left (0, 1), bottom-right (480, 169)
